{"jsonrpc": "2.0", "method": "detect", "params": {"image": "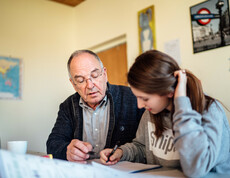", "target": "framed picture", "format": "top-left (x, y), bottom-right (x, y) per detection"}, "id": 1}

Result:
top-left (190, 0), bottom-right (230, 53)
top-left (138, 5), bottom-right (156, 54)
top-left (0, 56), bottom-right (22, 99)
